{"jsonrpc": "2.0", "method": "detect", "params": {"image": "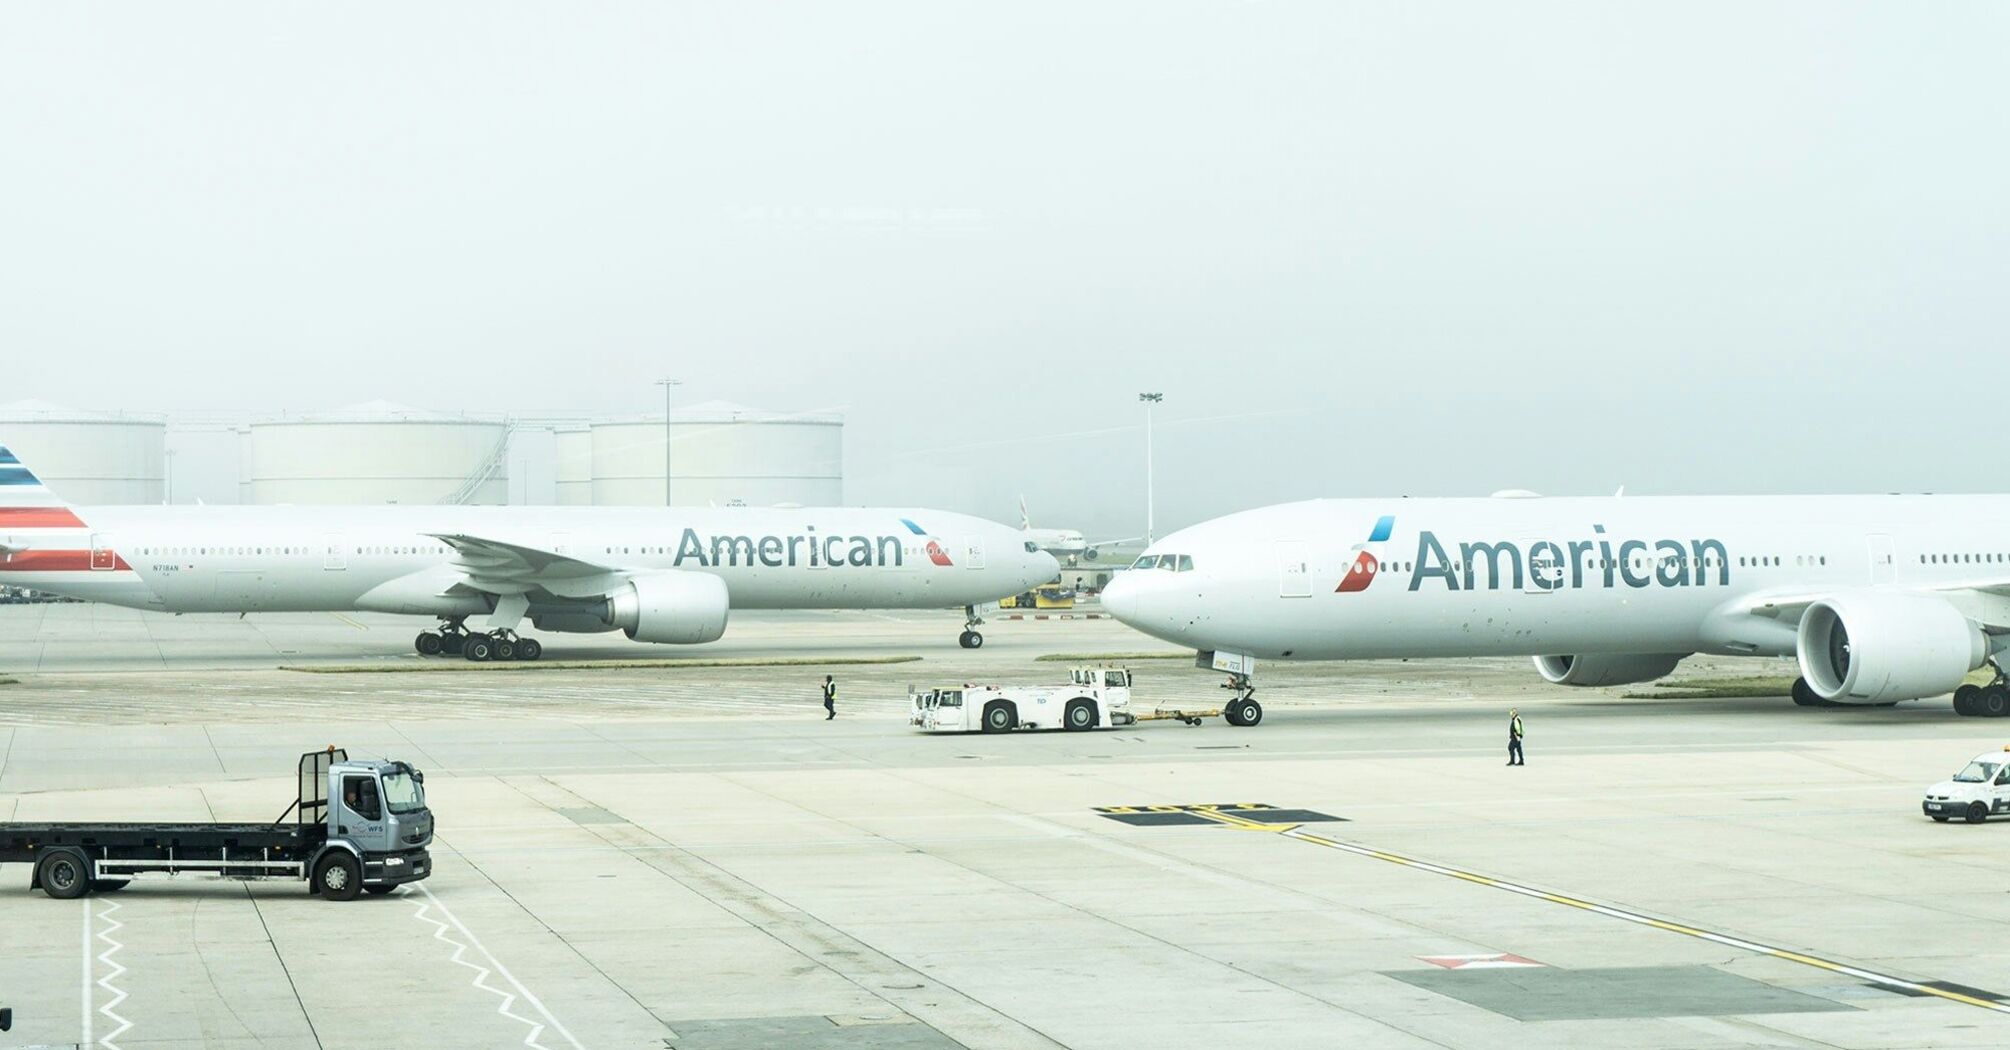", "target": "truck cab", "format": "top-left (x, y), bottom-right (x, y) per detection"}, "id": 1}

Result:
top-left (324, 757), bottom-right (434, 888)
top-left (1922, 747), bottom-right (2010, 823)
